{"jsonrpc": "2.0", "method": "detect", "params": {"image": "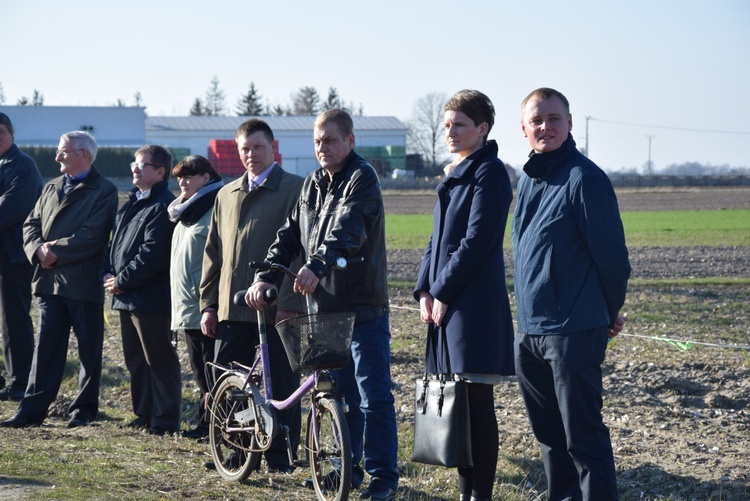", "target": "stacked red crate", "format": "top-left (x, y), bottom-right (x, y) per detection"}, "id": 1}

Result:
top-left (207, 139), bottom-right (282, 177)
